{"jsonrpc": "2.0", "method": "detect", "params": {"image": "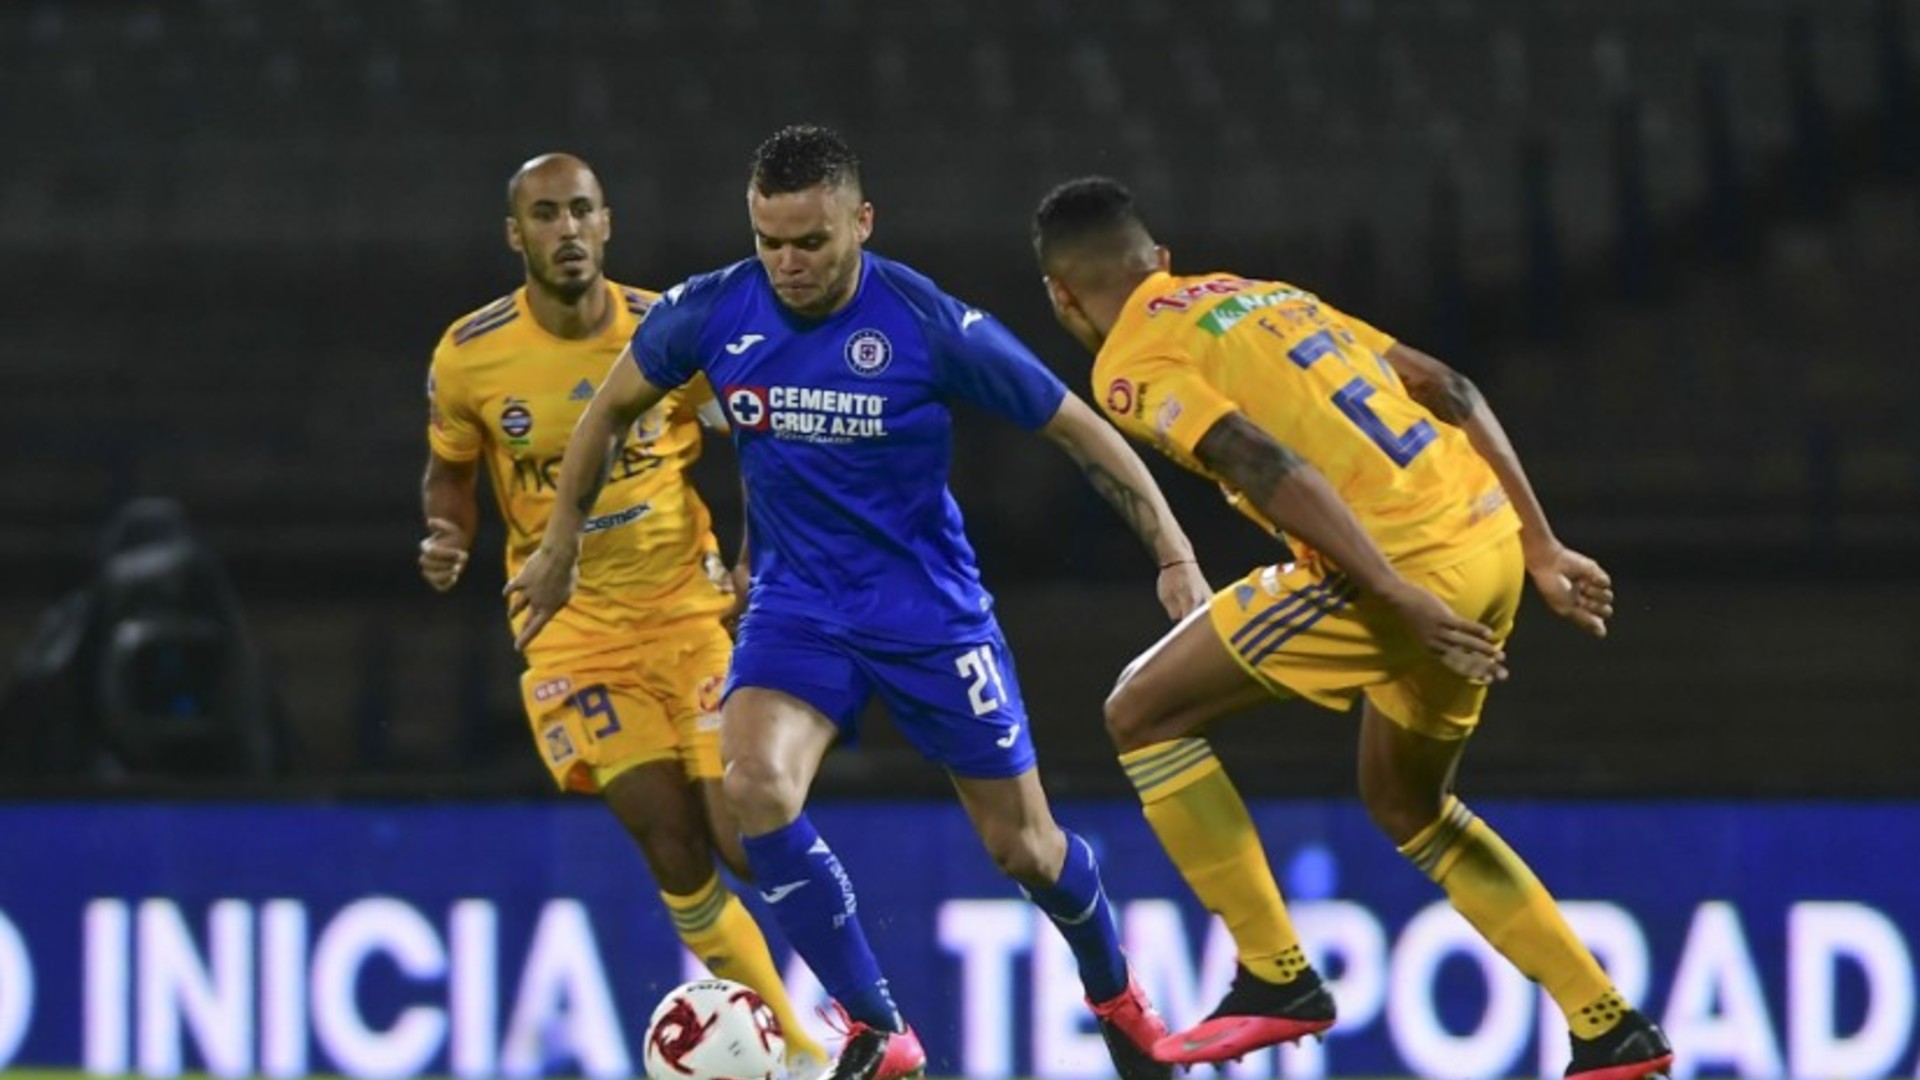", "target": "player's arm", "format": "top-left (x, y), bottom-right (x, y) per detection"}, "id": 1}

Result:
top-left (503, 348), bottom-right (669, 649)
top-left (419, 451), bottom-right (479, 591)
top-left (1193, 411), bottom-right (1507, 679)
top-left (1040, 392), bottom-right (1211, 619)
top-left (1383, 342), bottom-right (1613, 637)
